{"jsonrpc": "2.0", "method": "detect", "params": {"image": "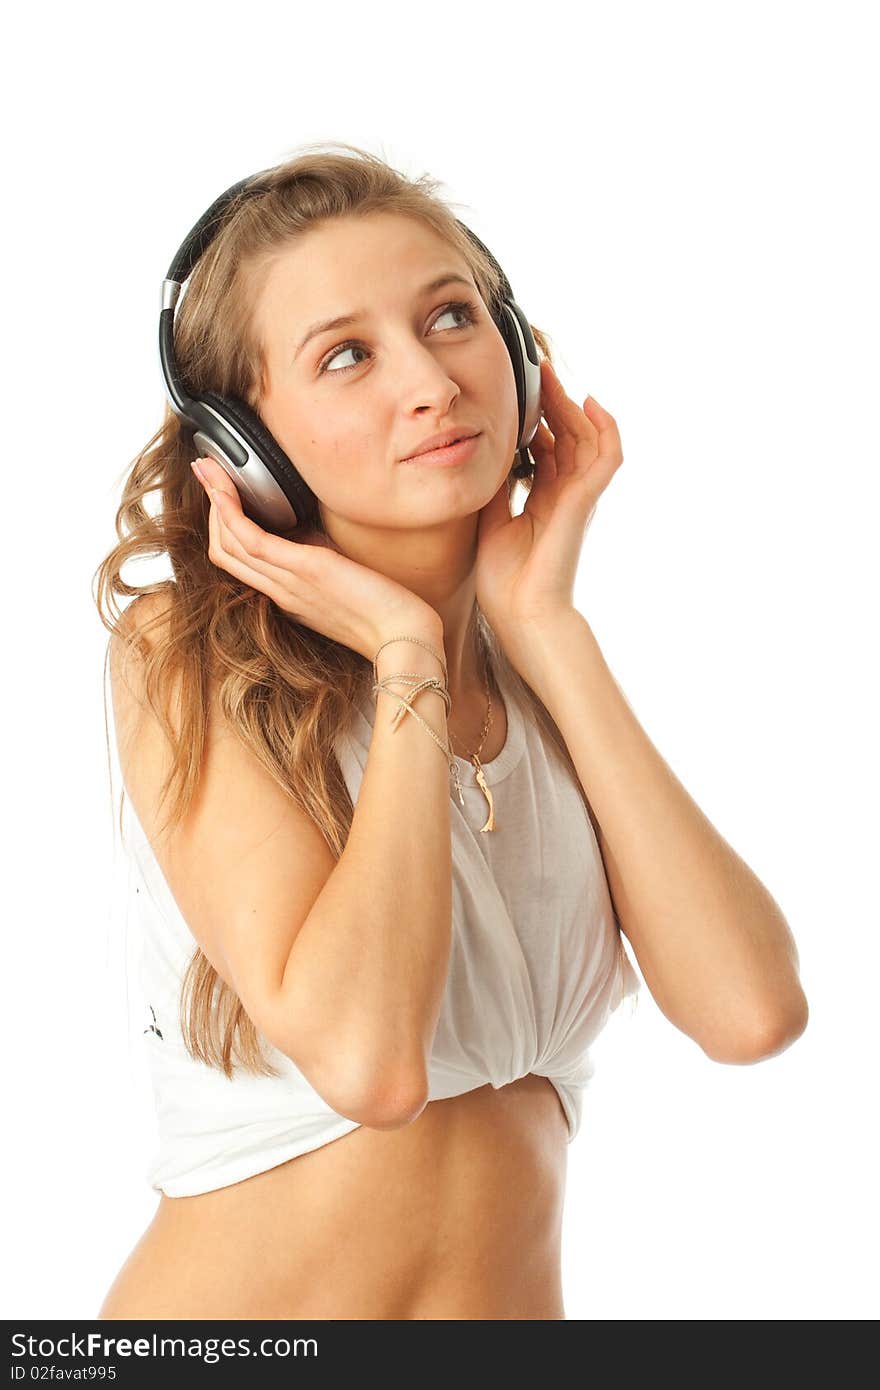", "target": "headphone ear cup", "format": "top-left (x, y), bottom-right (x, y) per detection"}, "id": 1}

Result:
top-left (496, 302), bottom-right (542, 480)
top-left (455, 222), bottom-right (540, 467)
top-left (199, 390), bottom-right (322, 532)
top-left (500, 301), bottom-right (542, 449)
top-left (494, 303), bottom-right (526, 441)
